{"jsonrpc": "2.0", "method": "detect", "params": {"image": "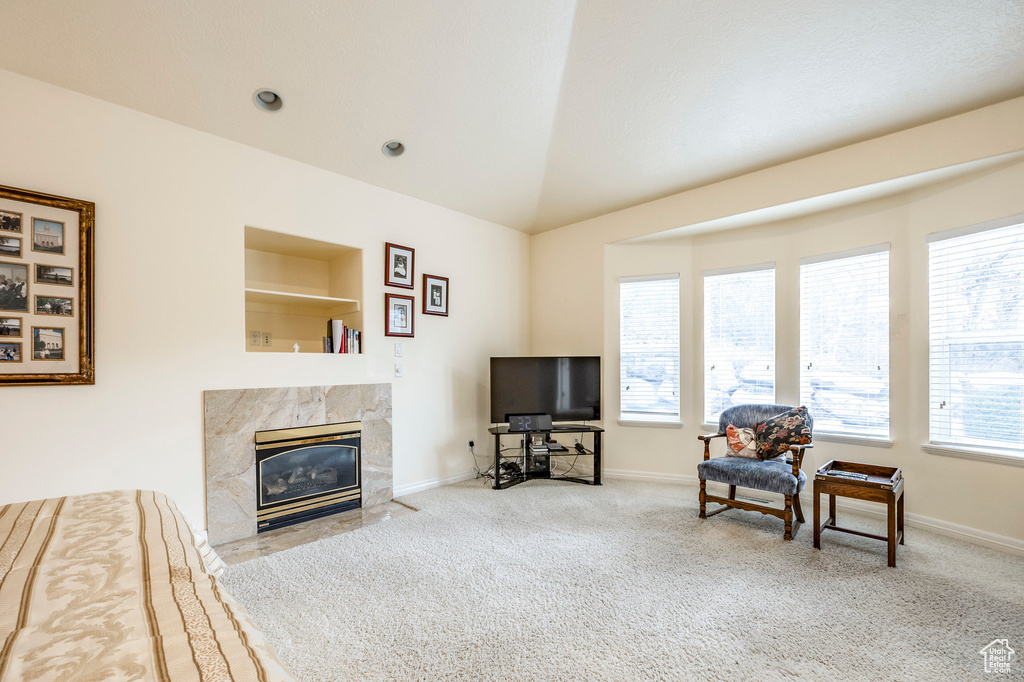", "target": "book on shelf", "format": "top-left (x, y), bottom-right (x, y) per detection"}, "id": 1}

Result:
top-left (330, 319), bottom-right (345, 353)
top-left (326, 318), bottom-right (361, 354)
